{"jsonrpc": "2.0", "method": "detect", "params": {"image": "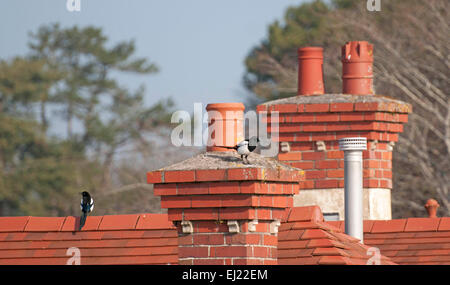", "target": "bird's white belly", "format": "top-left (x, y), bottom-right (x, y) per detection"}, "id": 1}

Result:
top-left (237, 145), bottom-right (250, 155)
